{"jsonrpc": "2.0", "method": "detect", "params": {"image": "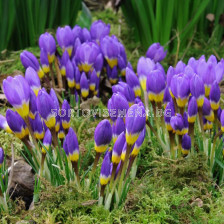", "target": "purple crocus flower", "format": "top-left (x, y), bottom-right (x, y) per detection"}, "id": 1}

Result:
top-left (181, 134), bottom-right (191, 155)
top-left (76, 42), bottom-right (100, 73)
top-left (81, 28), bottom-right (91, 43)
top-left (183, 112), bottom-right (189, 134)
top-left (94, 53), bottom-right (103, 77)
top-left (89, 69), bottom-right (98, 91)
top-left (59, 51), bottom-right (69, 77)
top-left (126, 67), bottom-right (141, 98)
top-left (20, 50), bottom-right (44, 79)
top-left (29, 90), bottom-right (38, 120)
top-left (101, 35), bottom-right (120, 69)
top-left (25, 67), bottom-right (41, 96)
top-left (197, 61), bottom-right (216, 96)
top-left (163, 87), bottom-right (171, 107)
top-left (131, 127), bottom-right (146, 157)
top-left (56, 26), bottom-right (74, 57)
top-left (107, 65), bottom-right (118, 84)
top-left (6, 109), bottom-right (28, 139)
top-left (188, 96), bottom-right (198, 123)
top-left (94, 119), bottom-right (112, 153)
top-left (112, 132), bottom-right (126, 164)
top-left (40, 50), bottom-right (50, 74)
top-left (0, 148), bottom-right (4, 167)
top-left (187, 57), bottom-right (198, 72)
top-left (72, 25), bottom-right (82, 41)
top-left (90, 20), bottom-right (110, 44)
top-left (175, 60), bottom-right (186, 74)
top-left (32, 113), bottom-right (45, 140)
top-left (61, 99), bottom-right (70, 130)
top-left (202, 98), bottom-right (214, 122)
top-left (215, 59), bottom-right (224, 83)
top-left (209, 82), bottom-right (220, 110)
top-left (109, 93), bottom-right (129, 121)
top-left (146, 69), bottom-right (166, 103)
top-left (3, 75), bottom-right (30, 118)
top-left (170, 114), bottom-right (184, 135)
top-left (75, 67), bottom-right (81, 90)
top-left (112, 117), bottom-right (125, 143)
top-left (137, 57), bottom-right (155, 91)
top-left (50, 88), bottom-right (60, 132)
top-left (164, 101), bottom-right (175, 132)
top-left (146, 43), bottom-right (167, 62)
top-left (39, 32), bottom-right (56, 63)
top-left (66, 60), bottom-right (75, 89)
top-left (58, 119), bottom-right (65, 140)
top-left (42, 128), bottom-right (52, 154)
top-left (170, 73), bottom-right (190, 108)
top-left (0, 115), bottom-right (12, 133)
top-left (37, 89), bottom-right (56, 129)
top-left (125, 104), bottom-right (146, 145)
top-left (64, 128), bottom-right (79, 162)
top-left (220, 110), bottom-right (224, 132)
top-left (190, 74), bottom-right (205, 107)
top-left (80, 72), bottom-right (89, 99)
top-left (100, 153), bottom-right (111, 186)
